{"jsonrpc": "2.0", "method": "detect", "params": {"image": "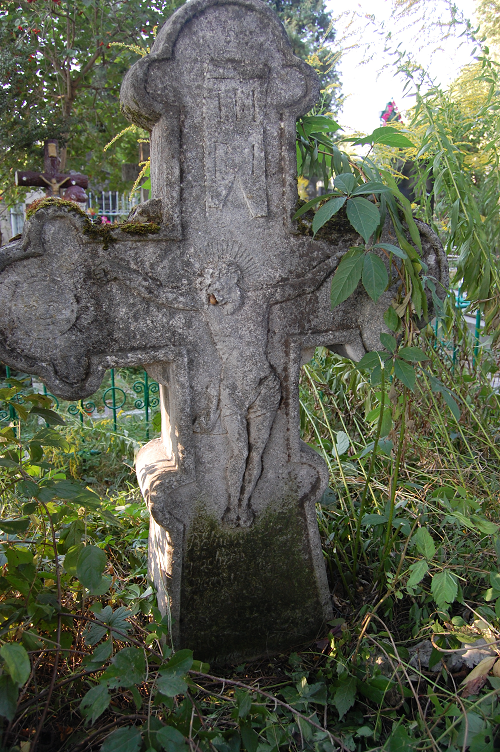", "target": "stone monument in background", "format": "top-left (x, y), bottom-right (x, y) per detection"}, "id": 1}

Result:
top-left (0, 0), bottom-right (447, 662)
